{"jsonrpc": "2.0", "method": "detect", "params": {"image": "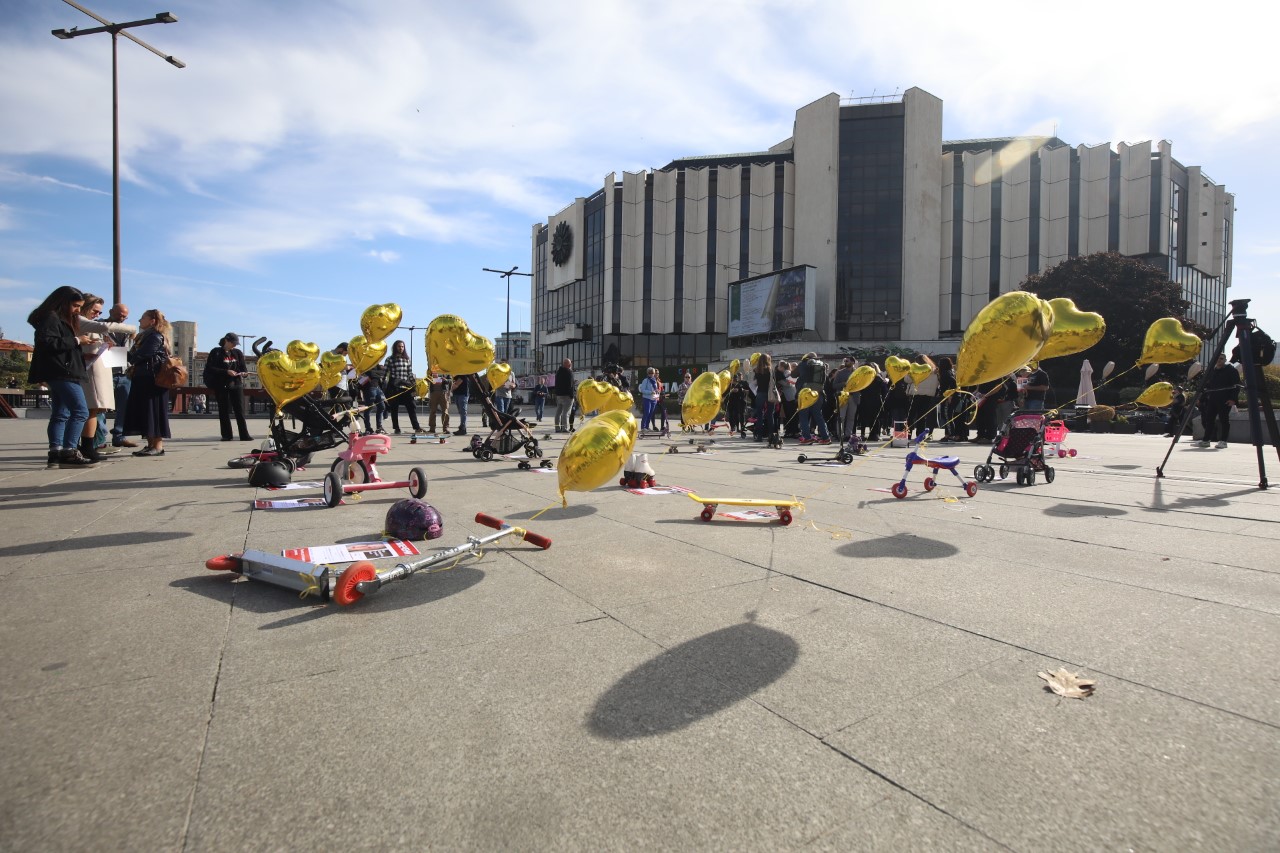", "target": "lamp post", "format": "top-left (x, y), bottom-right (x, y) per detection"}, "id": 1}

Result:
top-left (482, 266), bottom-right (533, 362)
top-left (52, 1), bottom-right (184, 307)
